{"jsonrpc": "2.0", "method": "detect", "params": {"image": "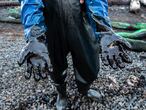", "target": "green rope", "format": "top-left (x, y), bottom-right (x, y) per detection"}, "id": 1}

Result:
top-left (116, 29), bottom-right (146, 39)
top-left (112, 22), bottom-right (146, 30)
